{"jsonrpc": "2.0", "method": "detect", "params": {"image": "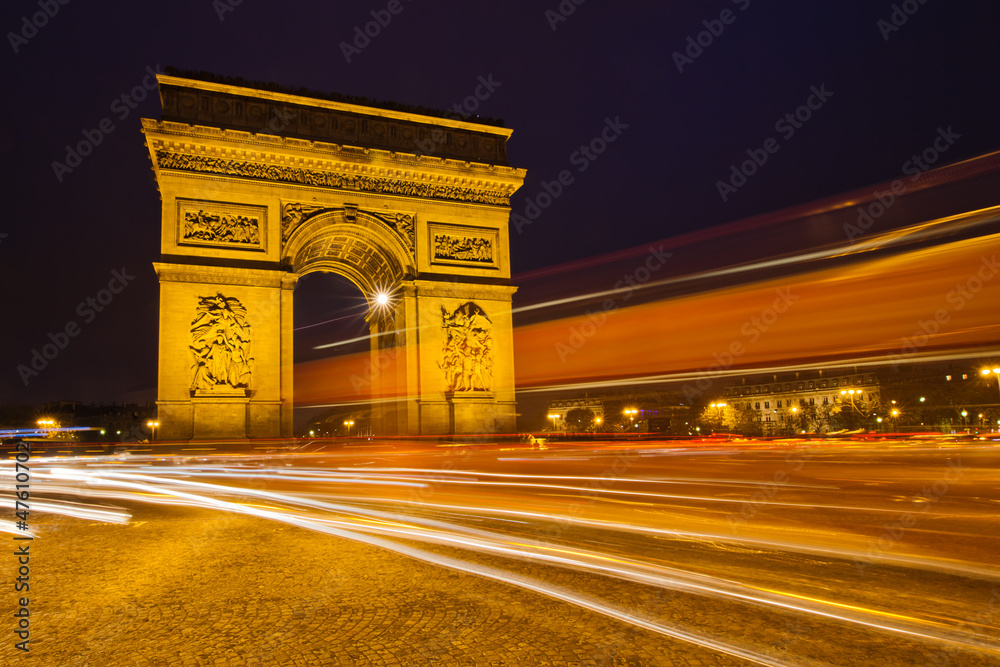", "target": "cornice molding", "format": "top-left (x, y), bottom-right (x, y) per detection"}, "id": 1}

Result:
top-left (141, 118), bottom-right (526, 182)
top-left (154, 262), bottom-right (293, 288)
